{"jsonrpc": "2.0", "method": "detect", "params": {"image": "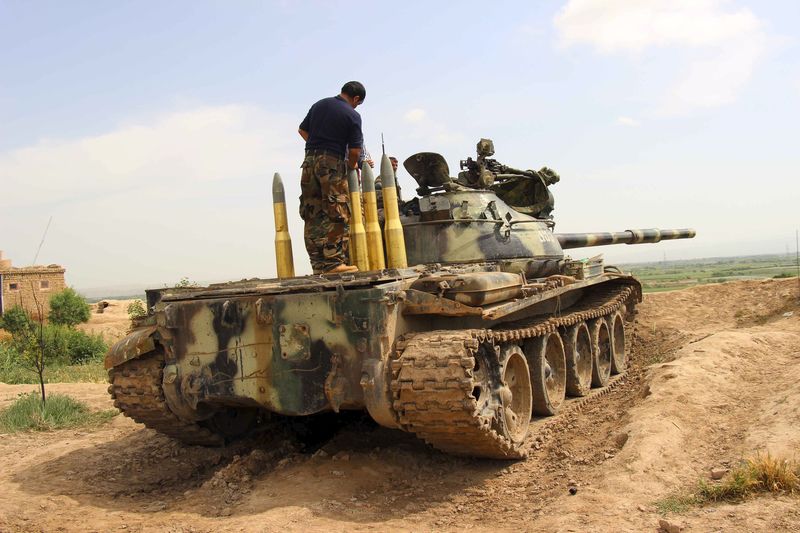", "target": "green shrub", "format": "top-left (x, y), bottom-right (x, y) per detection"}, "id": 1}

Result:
top-left (0, 305), bottom-right (33, 336)
top-left (64, 328), bottom-right (107, 364)
top-left (773, 272), bottom-right (795, 279)
top-left (127, 299), bottom-right (147, 320)
top-left (0, 392), bottom-right (116, 433)
top-left (41, 324), bottom-right (70, 365)
top-left (49, 287), bottom-right (91, 328)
